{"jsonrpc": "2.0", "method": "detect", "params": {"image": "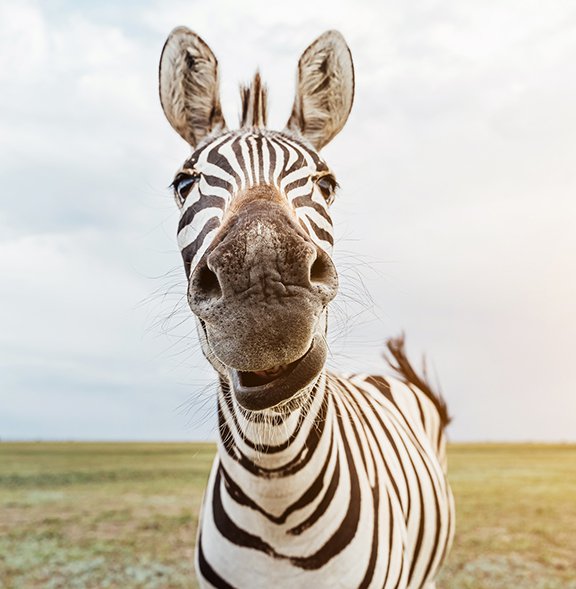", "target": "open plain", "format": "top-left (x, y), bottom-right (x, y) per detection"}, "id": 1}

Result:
top-left (1, 442), bottom-right (575, 589)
